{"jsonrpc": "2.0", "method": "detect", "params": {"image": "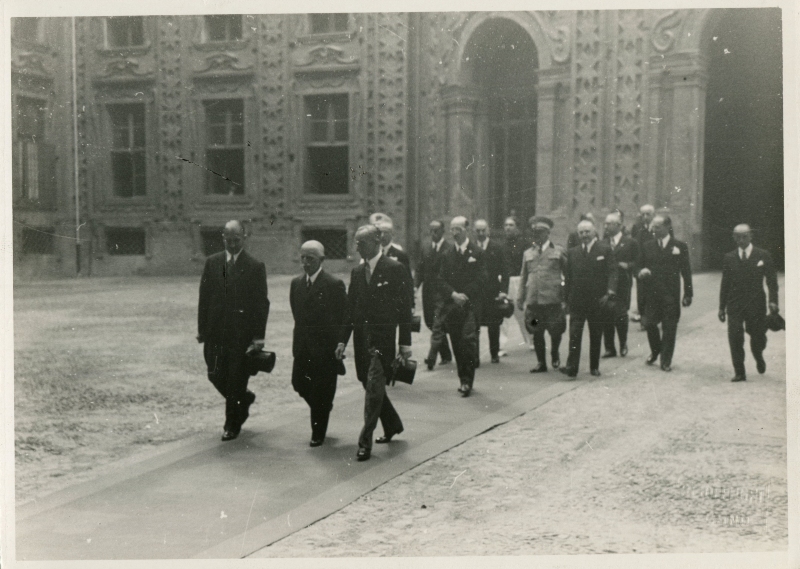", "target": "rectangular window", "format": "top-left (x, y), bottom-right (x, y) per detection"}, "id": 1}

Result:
top-left (107, 17), bottom-right (145, 48)
top-left (14, 97), bottom-right (46, 201)
top-left (201, 228), bottom-right (225, 256)
top-left (108, 104), bottom-right (146, 198)
top-left (305, 94), bottom-right (349, 195)
top-left (21, 227), bottom-right (55, 255)
top-left (204, 99), bottom-right (245, 195)
top-left (205, 15), bottom-right (243, 42)
top-left (106, 228), bottom-right (146, 256)
top-left (302, 229), bottom-right (348, 260)
top-left (309, 14), bottom-right (349, 34)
